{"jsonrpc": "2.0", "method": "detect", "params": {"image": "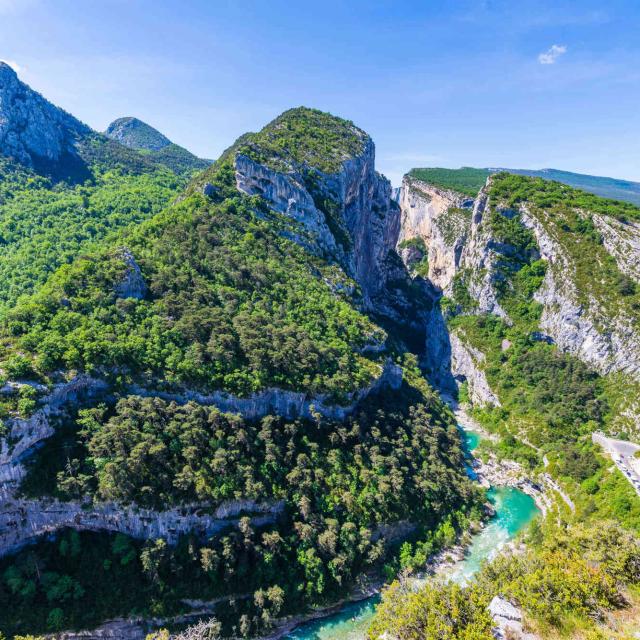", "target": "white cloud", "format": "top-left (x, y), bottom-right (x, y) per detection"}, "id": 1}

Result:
top-left (0, 59), bottom-right (23, 73)
top-left (538, 44), bottom-right (567, 65)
